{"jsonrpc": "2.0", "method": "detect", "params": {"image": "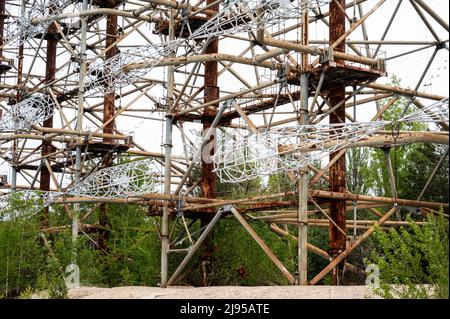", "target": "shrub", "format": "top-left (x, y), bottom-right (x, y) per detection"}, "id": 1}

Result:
top-left (367, 213), bottom-right (449, 299)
